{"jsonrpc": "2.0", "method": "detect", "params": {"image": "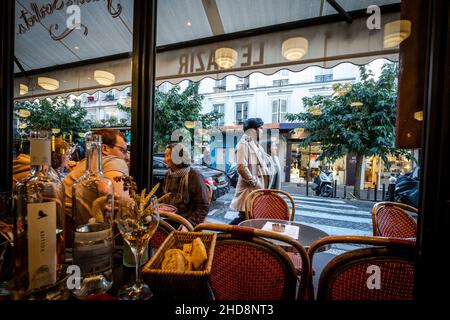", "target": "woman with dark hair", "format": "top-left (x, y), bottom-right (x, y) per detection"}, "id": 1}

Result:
top-left (229, 118), bottom-right (271, 225)
top-left (162, 143), bottom-right (210, 227)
